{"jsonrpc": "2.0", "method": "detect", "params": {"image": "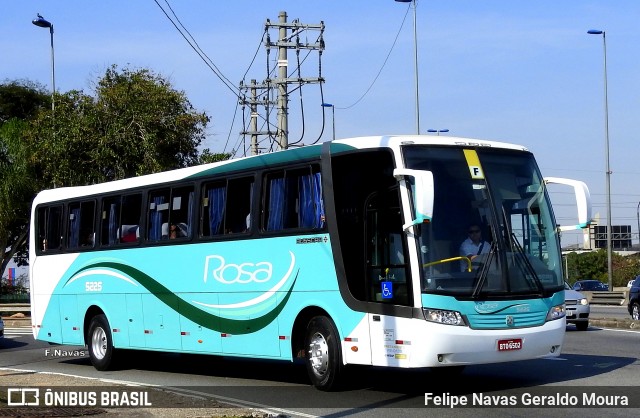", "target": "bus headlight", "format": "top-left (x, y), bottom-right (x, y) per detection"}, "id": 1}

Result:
top-left (546, 304), bottom-right (566, 321)
top-left (423, 308), bottom-right (466, 326)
